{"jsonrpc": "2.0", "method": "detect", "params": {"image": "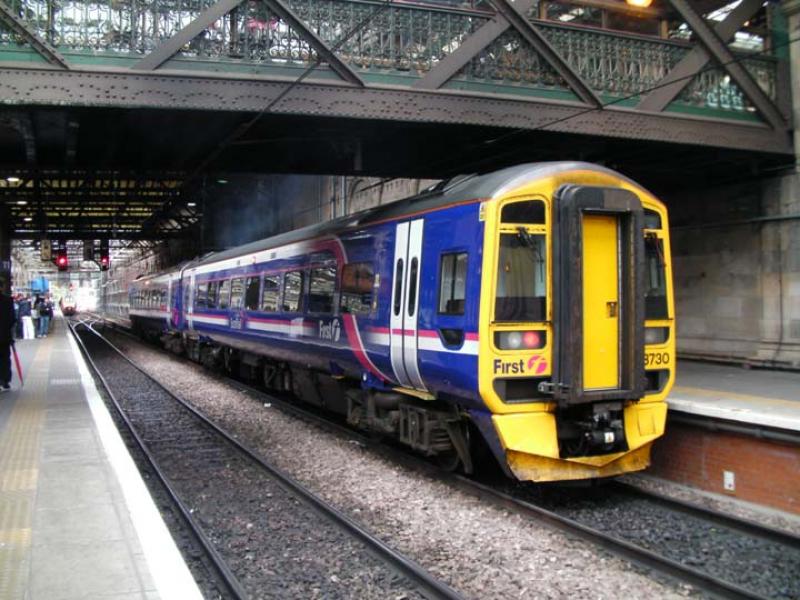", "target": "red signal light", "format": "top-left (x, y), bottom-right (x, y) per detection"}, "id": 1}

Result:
top-left (100, 254), bottom-right (110, 271)
top-left (56, 252), bottom-right (68, 271)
